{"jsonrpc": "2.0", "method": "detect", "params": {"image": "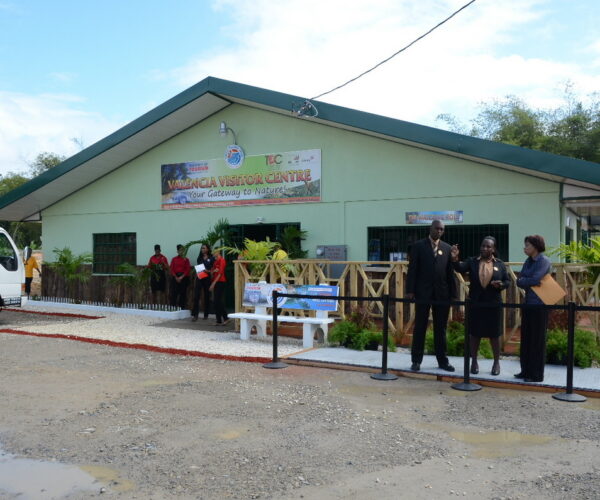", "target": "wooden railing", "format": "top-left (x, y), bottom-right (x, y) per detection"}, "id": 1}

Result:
top-left (233, 260), bottom-right (600, 346)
